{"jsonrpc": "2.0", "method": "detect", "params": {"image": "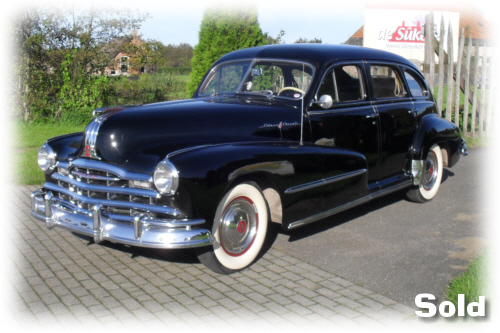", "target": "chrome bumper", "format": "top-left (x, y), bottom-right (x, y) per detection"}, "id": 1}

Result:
top-left (460, 139), bottom-right (468, 156)
top-left (31, 189), bottom-right (214, 249)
